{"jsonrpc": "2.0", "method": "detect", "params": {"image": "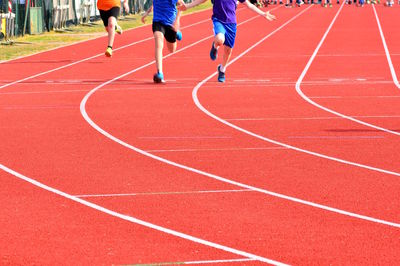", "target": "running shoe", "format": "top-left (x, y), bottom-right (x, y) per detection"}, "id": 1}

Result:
top-left (217, 65), bottom-right (225, 83)
top-left (153, 71), bottom-right (165, 83)
top-left (210, 42), bottom-right (218, 61)
top-left (176, 31), bottom-right (182, 41)
top-left (115, 24), bottom-right (123, 35)
top-left (105, 47), bottom-right (112, 57)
